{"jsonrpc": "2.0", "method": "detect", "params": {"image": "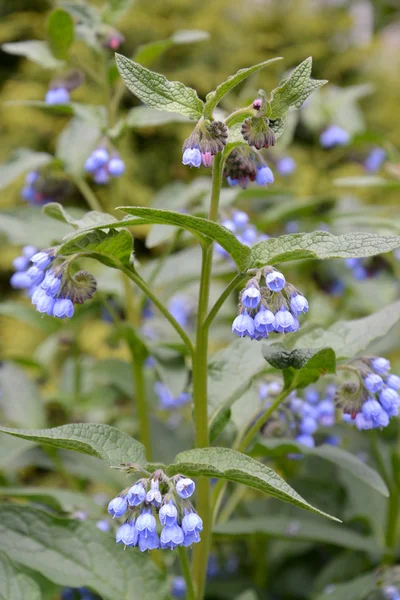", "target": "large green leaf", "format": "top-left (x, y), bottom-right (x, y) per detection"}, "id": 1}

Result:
top-left (214, 515), bottom-right (378, 552)
top-left (0, 423), bottom-right (146, 467)
top-left (1, 41), bottom-right (63, 68)
top-left (115, 54), bottom-right (204, 120)
top-left (203, 57), bottom-right (283, 119)
top-left (0, 552), bottom-right (41, 600)
top-left (292, 300), bottom-right (400, 360)
top-left (46, 9), bottom-right (74, 59)
top-left (262, 346), bottom-right (336, 389)
top-left (0, 363), bottom-right (45, 429)
top-left (250, 231), bottom-right (400, 268)
top-left (57, 228), bottom-right (133, 267)
top-left (0, 487), bottom-right (95, 514)
top-left (166, 447), bottom-right (340, 521)
top-left (116, 206), bottom-right (251, 270)
top-left (0, 149), bottom-right (52, 191)
top-left (251, 439), bottom-right (389, 497)
top-left (0, 505), bottom-right (168, 600)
